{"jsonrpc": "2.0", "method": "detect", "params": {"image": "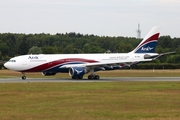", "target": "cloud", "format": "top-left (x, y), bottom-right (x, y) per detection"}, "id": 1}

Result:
top-left (155, 0), bottom-right (180, 4)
